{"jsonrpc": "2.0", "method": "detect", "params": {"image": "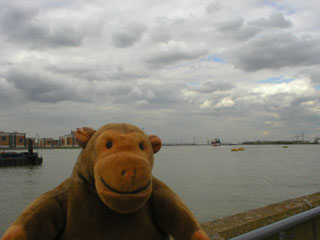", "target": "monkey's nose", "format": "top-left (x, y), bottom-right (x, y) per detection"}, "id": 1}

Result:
top-left (121, 169), bottom-right (136, 179)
